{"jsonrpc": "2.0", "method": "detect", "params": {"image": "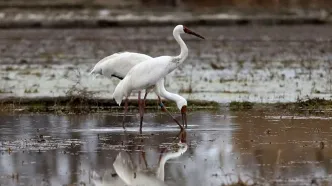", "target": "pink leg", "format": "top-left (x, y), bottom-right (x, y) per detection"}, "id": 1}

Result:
top-left (143, 90), bottom-right (149, 109)
top-left (122, 97), bottom-right (129, 129)
top-left (141, 146), bottom-right (148, 168)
